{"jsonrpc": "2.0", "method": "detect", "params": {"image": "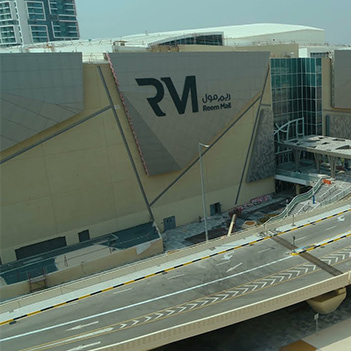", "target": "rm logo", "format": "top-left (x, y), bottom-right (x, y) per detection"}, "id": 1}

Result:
top-left (135, 75), bottom-right (199, 117)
